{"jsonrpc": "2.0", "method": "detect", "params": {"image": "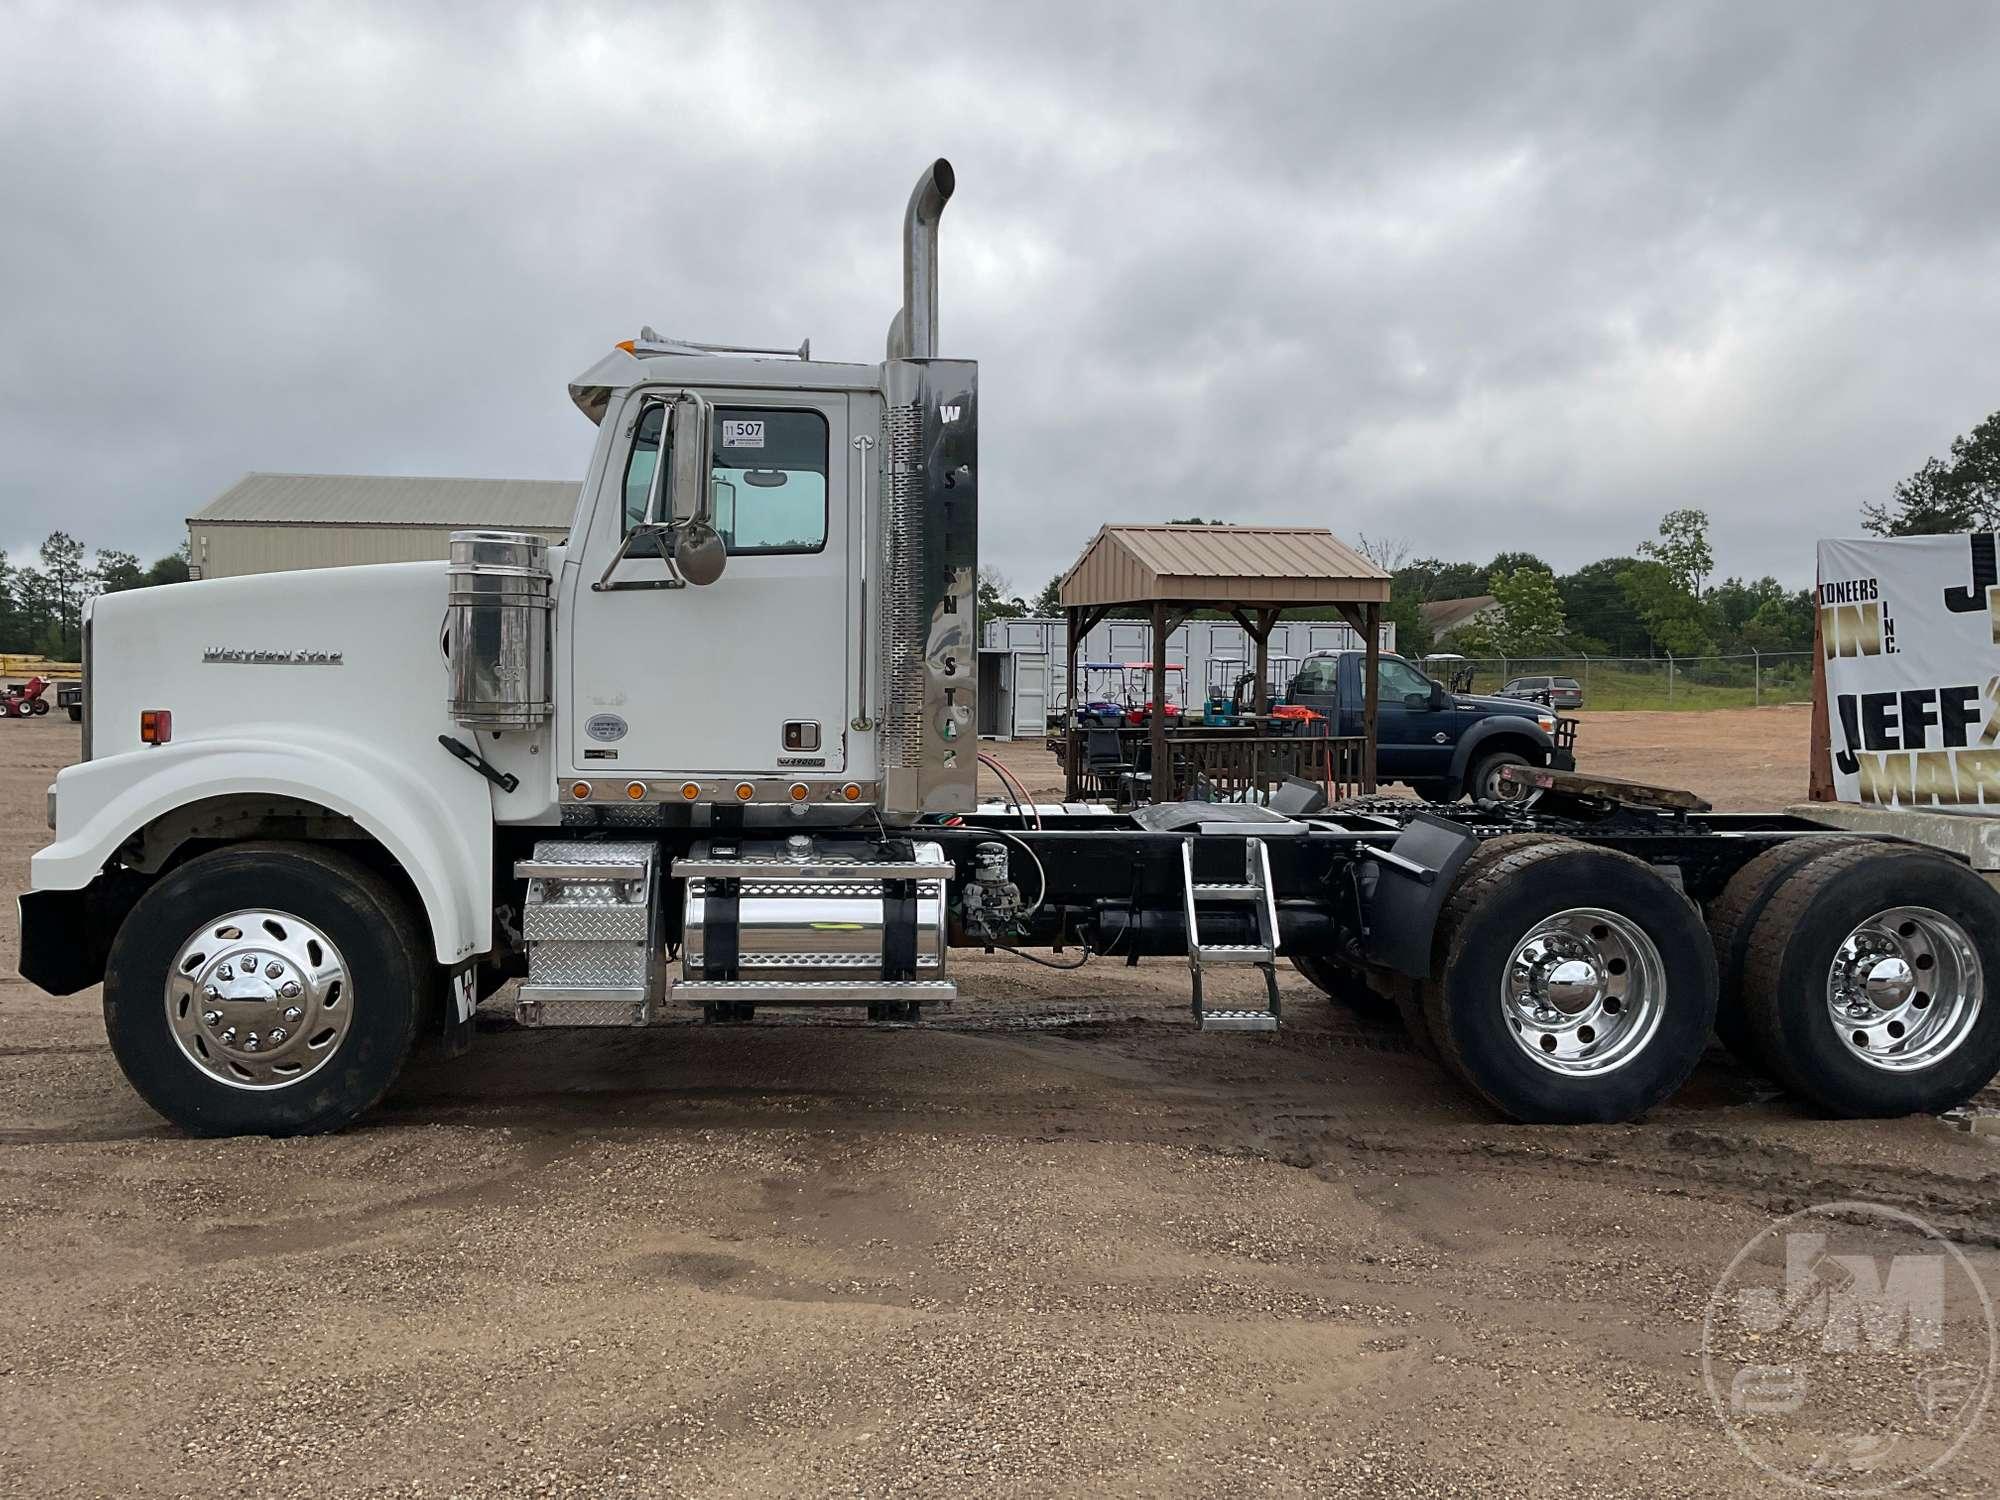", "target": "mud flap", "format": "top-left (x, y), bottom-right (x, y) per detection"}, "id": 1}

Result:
top-left (1356, 813), bottom-right (1480, 979)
